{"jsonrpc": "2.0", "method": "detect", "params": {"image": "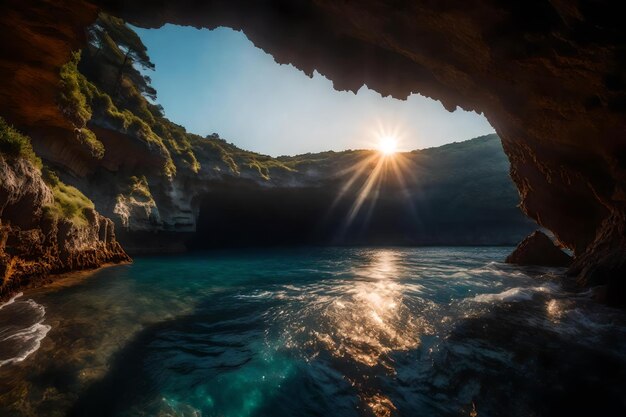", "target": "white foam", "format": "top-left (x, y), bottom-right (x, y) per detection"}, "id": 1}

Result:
top-left (472, 284), bottom-right (559, 303)
top-left (0, 292), bottom-right (23, 310)
top-left (473, 287), bottom-right (533, 303)
top-left (235, 290), bottom-right (274, 299)
top-left (0, 323), bottom-right (50, 367)
top-left (1, 321), bottom-right (49, 342)
top-left (0, 297), bottom-right (50, 368)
